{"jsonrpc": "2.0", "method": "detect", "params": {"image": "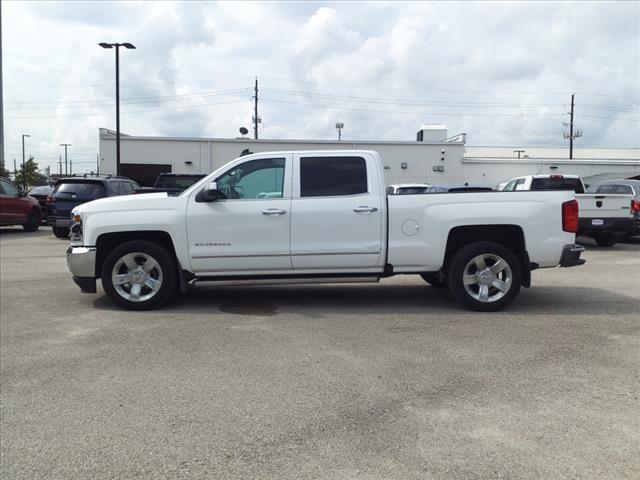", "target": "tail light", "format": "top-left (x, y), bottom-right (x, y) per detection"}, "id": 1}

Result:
top-left (562, 200), bottom-right (579, 233)
top-left (631, 200), bottom-right (640, 213)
